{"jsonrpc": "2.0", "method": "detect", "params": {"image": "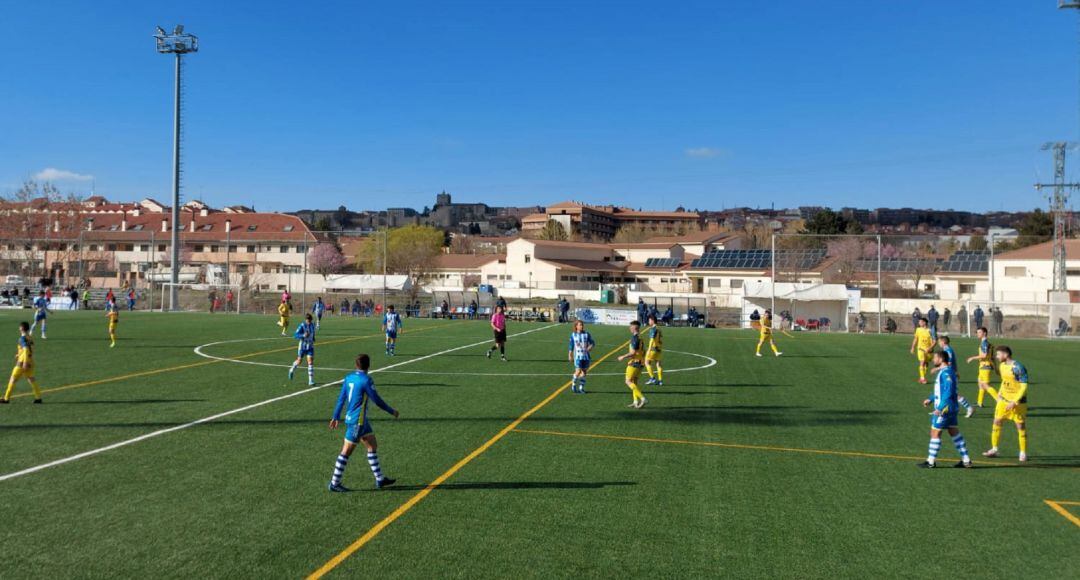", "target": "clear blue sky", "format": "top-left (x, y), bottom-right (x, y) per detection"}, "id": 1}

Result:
top-left (2, 1), bottom-right (1079, 213)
